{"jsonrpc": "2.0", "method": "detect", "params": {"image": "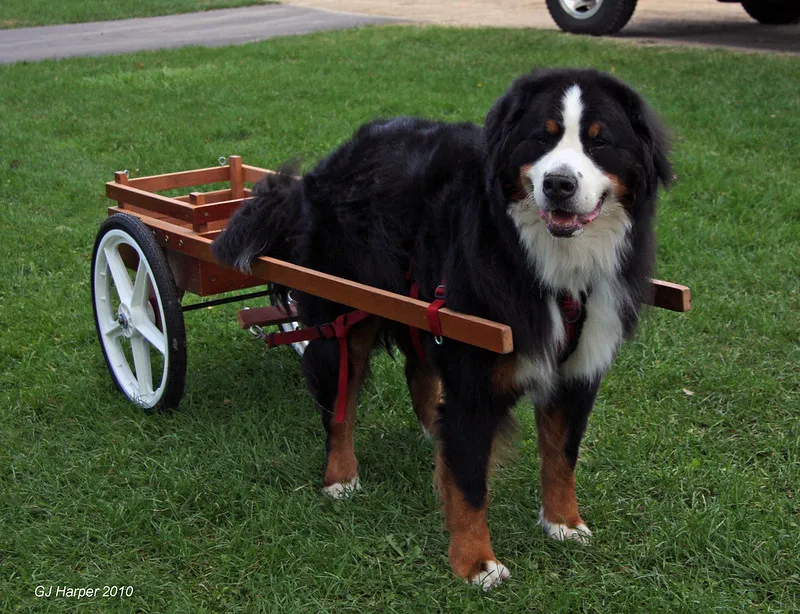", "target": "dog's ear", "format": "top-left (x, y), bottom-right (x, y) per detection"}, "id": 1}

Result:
top-left (613, 79), bottom-right (673, 189)
top-left (483, 72), bottom-right (540, 203)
